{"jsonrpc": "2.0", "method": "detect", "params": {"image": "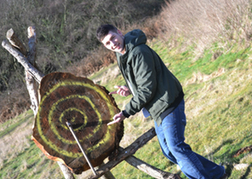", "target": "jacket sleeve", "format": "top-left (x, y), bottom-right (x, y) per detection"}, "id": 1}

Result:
top-left (124, 46), bottom-right (157, 116)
